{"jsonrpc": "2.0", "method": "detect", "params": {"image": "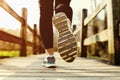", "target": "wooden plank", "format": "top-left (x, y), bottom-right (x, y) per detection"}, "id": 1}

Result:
top-left (106, 0), bottom-right (115, 64)
top-left (0, 0), bottom-right (36, 37)
top-left (107, 0), bottom-right (114, 55)
top-left (0, 0), bottom-right (23, 23)
top-left (84, 0), bottom-right (107, 26)
top-left (84, 29), bottom-right (108, 45)
top-left (0, 77), bottom-right (119, 80)
top-left (107, 0), bottom-right (120, 65)
top-left (0, 53), bottom-right (120, 80)
top-left (0, 72), bottom-right (120, 77)
top-left (27, 41), bottom-right (33, 46)
top-left (0, 30), bottom-right (22, 44)
top-left (27, 25), bottom-right (34, 33)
